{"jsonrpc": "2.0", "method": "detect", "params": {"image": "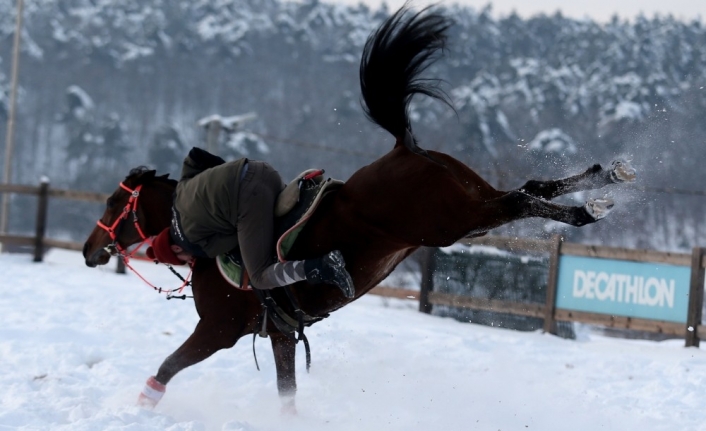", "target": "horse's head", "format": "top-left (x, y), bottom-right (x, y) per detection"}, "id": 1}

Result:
top-left (82, 167), bottom-right (177, 267)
